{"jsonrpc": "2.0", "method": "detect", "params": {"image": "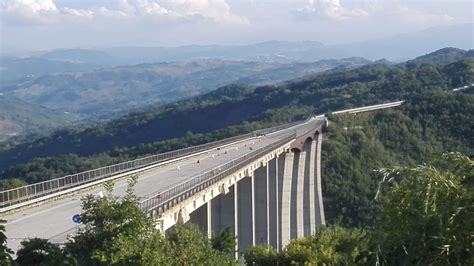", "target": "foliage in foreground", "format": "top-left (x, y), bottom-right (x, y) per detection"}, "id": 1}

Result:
top-left (374, 152), bottom-right (474, 265)
top-left (0, 219), bottom-right (13, 265)
top-left (244, 153), bottom-right (473, 265)
top-left (10, 176), bottom-right (234, 265)
top-left (243, 226), bottom-right (369, 265)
